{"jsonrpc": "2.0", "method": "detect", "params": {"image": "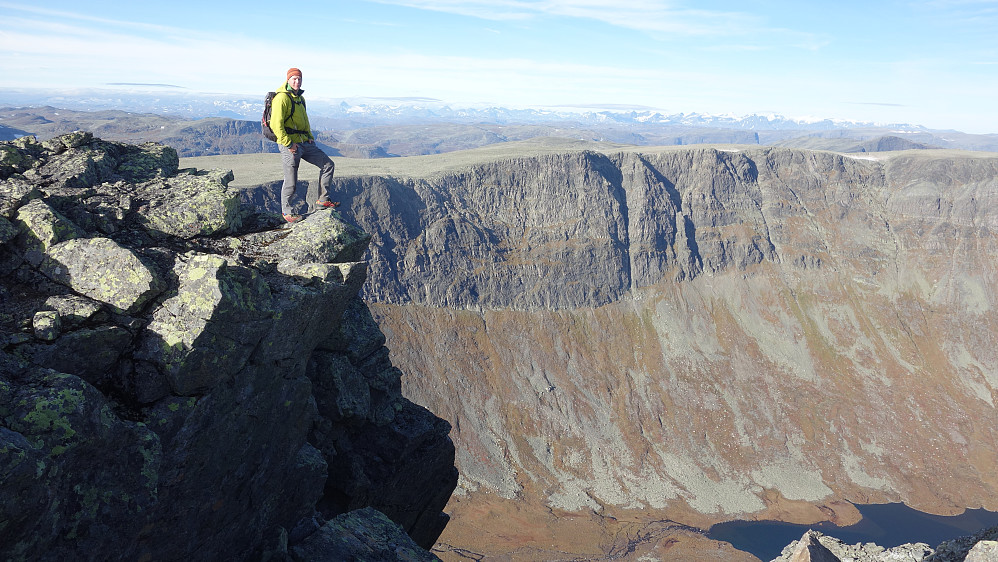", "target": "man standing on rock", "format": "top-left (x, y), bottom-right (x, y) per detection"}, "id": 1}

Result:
top-left (271, 67), bottom-right (339, 223)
